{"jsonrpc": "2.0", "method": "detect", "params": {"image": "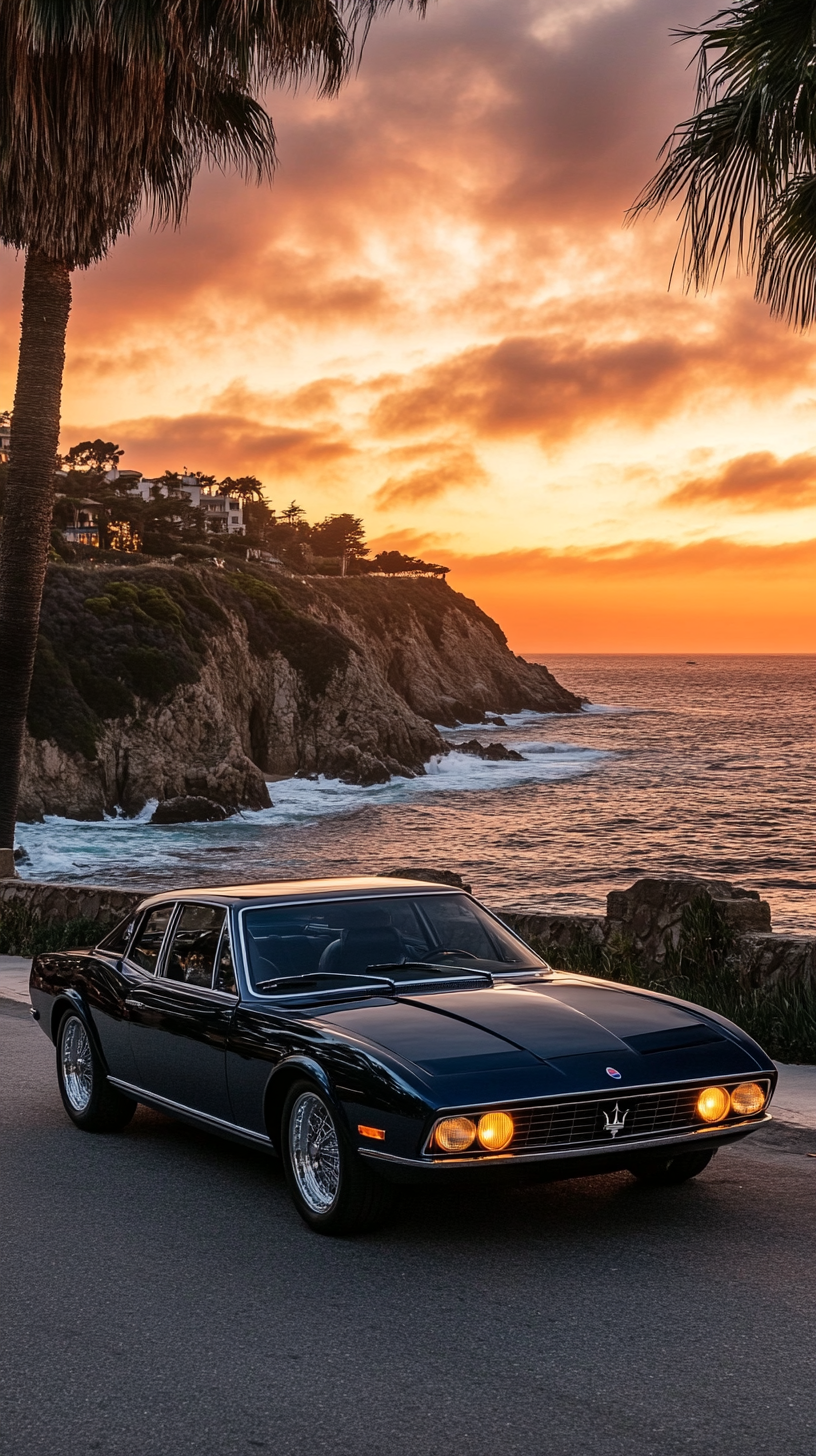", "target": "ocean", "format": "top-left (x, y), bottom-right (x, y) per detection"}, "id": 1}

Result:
top-left (16, 655), bottom-right (815, 933)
